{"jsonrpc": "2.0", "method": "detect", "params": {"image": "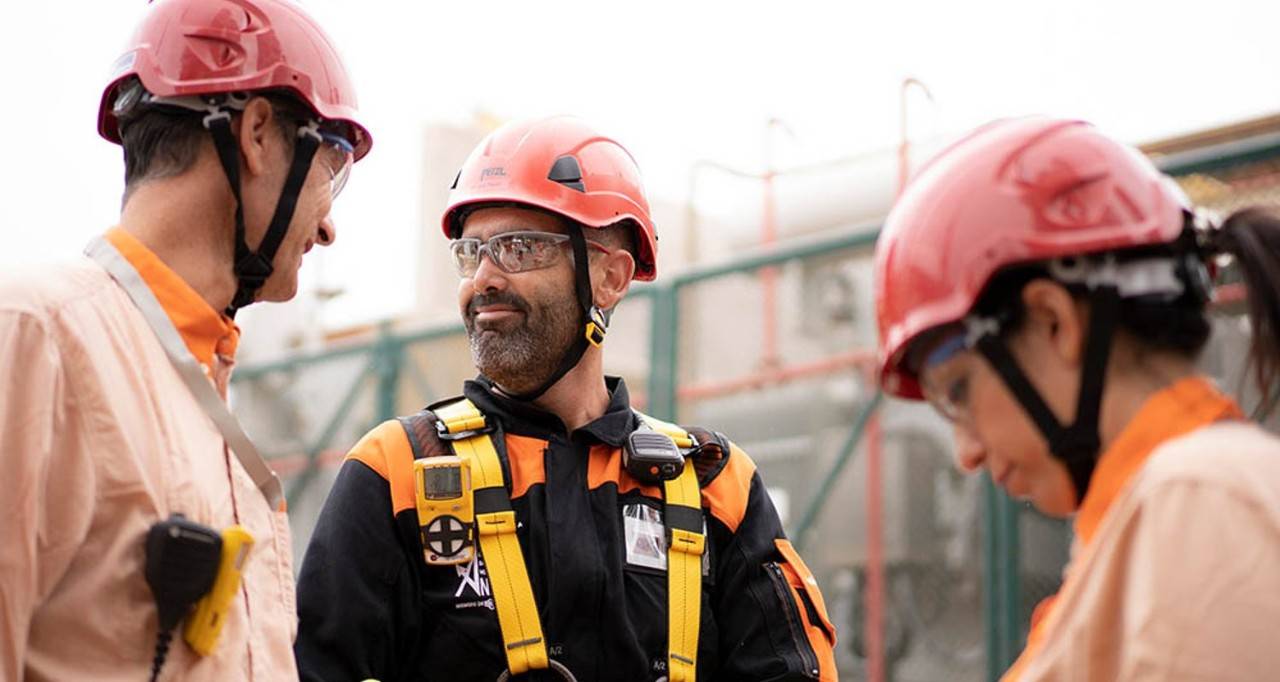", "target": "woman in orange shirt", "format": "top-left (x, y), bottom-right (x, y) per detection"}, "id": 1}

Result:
top-left (874, 117), bottom-right (1280, 680)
